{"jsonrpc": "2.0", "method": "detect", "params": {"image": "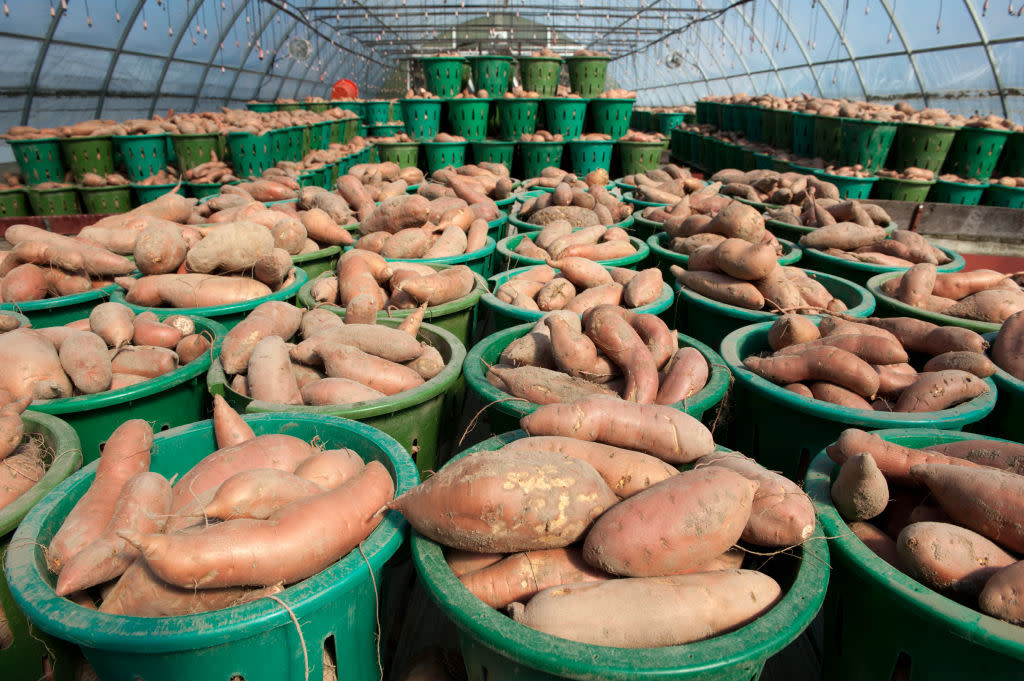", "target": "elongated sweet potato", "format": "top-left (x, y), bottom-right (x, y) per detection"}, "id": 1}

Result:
top-left (202, 468), bottom-right (323, 520)
top-left (826, 428), bottom-right (981, 486)
top-left (220, 302), bottom-right (304, 375)
top-left (656, 347), bottom-right (709, 405)
top-left (931, 269), bottom-right (1007, 300)
top-left (942, 288), bottom-right (1024, 324)
top-left (849, 520), bottom-right (901, 567)
top-left (744, 346), bottom-right (880, 399)
top-left (187, 221), bottom-right (275, 273)
top-left (121, 274), bottom-right (273, 308)
top-left (398, 265), bottom-right (476, 306)
top-left (486, 365), bottom-right (615, 404)
top-left (247, 335), bottom-right (303, 405)
top-left (212, 394), bottom-right (254, 448)
top-left (131, 314), bottom-right (182, 349)
top-left (300, 377), bottom-right (387, 405)
top-left (894, 370), bottom-right (989, 412)
top-left (894, 263), bottom-right (937, 307)
top-left (0, 440), bottom-right (44, 511)
top-left (898, 521), bottom-right (1016, 597)
top-left (389, 449), bottom-right (617, 552)
top-left (926, 439), bottom-right (1024, 475)
top-left (509, 570), bottom-right (780, 648)
top-left (461, 547), bottom-right (609, 609)
top-left (672, 266), bottom-right (765, 309)
top-left (1, 263), bottom-right (47, 302)
top-left (585, 305), bottom-right (659, 403)
top-left (979, 560), bottom-right (1024, 624)
top-left (109, 346), bottom-right (178, 379)
top-left (293, 448), bottom-right (364, 490)
top-left (922, 351), bottom-right (995, 377)
top-left (292, 324), bottom-right (423, 364)
top-left (446, 550), bottom-right (504, 578)
top-left (360, 195), bottom-right (431, 235)
top-left (59, 330), bottom-right (112, 394)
